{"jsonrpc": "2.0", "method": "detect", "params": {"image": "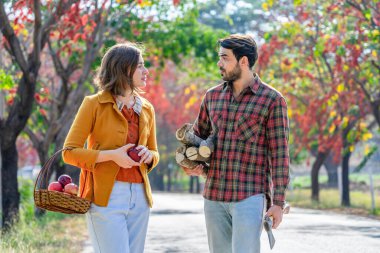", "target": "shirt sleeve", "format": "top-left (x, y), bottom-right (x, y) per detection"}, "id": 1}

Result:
top-left (193, 93), bottom-right (212, 140)
top-left (266, 96), bottom-right (290, 207)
